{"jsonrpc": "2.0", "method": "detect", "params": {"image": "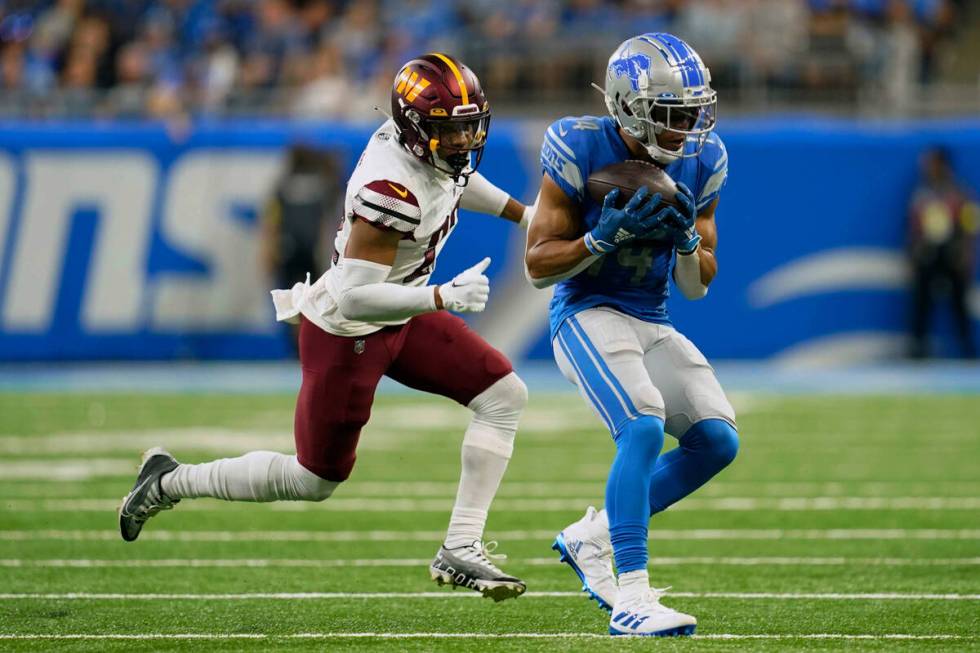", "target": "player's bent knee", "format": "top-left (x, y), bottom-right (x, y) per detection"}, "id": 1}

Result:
top-left (292, 457), bottom-right (341, 501)
top-left (469, 372), bottom-right (527, 426)
top-left (615, 415), bottom-right (665, 459)
top-left (694, 419), bottom-right (739, 469)
top-left (464, 372), bottom-right (526, 459)
top-left (304, 476), bottom-right (340, 502)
